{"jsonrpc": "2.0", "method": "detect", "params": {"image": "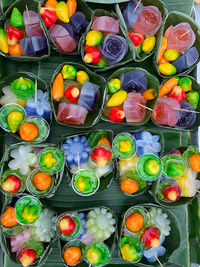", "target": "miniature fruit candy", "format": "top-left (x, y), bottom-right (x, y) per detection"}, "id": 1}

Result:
top-left (163, 184), bottom-right (180, 201)
top-left (128, 33), bottom-right (144, 48)
top-left (158, 63), bottom-right (177, 76)
top-left (7, 110), bottom-right (24, 133)
top-left (189, 154), bottom-right (200, 172)
top-left (76, 71), bottom-right (89, 85)
top-left (97, 58), bottom-right (107, 67)
top-left (8, 43), bottom-right (23, 56)
top-left (90, 147), bottom-right (112, 167)
top-left (67, 0), bottom-right (77, 18)
top-left (57, 103), bottom-right (88, 124)
top-left (99, 34), bottom-right (128, 65)
top-left (10, 8), bottom-right (24, 29)
top-left (106, 90), bottom-right (127, 107)
top-left (176, 101), bottom-right (196, 129)
top-left (64, 246), bottom-right (82, 265)
top-left (18, 248), bottom-right (36, 267)
top-left (19, 122), bottom-right (39, 141)
top-left (21, 205), bottom-right (40, 224)
top-left (0, 29), bottom-right (8, 54)
top-left (19, 36), bottom-right (47, 56)
top-left (86, 30), bottom-right (103, 46)
top-left (164, 49), bottom-right (180, 61)
top-left (163, 155), bottom-right (185, 178)
top-left (187, 91), bottom-right (199, 108)
top-left (119, 70), bottom-right (147, 94)
top-left (91, 16), bottom-right (119, 34)
top-left (1, 207), bottom-right (18, 228)
top-left (159, 77), bottom-right (179, 97)
top-left (142, 88), bottom-right (157, 100)
top-left (108, 78), bottom-right (121, 94)
top-left (168, 86), bottom-right (187, 103)
top-left (158, 37), bottom-right (167, 63)
top-left (109, 107), bottom-right (125, 122)
top-left (45, 0), bottom-right (58, 9)
top-left (125, 212), bottom-right (144, 232)
top-left (11, 77), bottom-right (35, 100)
top-left (64, 85), bottom-right (80, 103)
top-left (6, 26), bottom-right (23, 46)
top-left (84, 47), bottom-right (101, 64)
top-left (2, 175), bottom-right (21, 193)
top-left (52, 73), bottom-right (64, 101)
top-left (62, 65), bottom-right (77, 79)
top-left (140, 226), bottom-right (160, 249)
top-left (122, 0), bottom-right (143, 29)
top-left (59, 216), bottom-right (76, 235)
top-left (172, 47), bottom-right (199, 74)
top-left (120, 179), bottom-right (139, 194)
top-left (56, 1), bottom-right (69, 23)
top-left (97, 137), bottom-right (111, 147)
top-left (120, 237), bottom-right (142, 262)
top-left (179, 77), bottom-right (192, 92)
top-left (32, 172), bottom-right (52, 191)
top-left (142, 36), bottom-right (156, 53)
top-left (123, 93), bottom-right (146, 123)
top-left (40, 8), bottom-right (58, 28)
top-left (78, 81), bottom-right (99, 111)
